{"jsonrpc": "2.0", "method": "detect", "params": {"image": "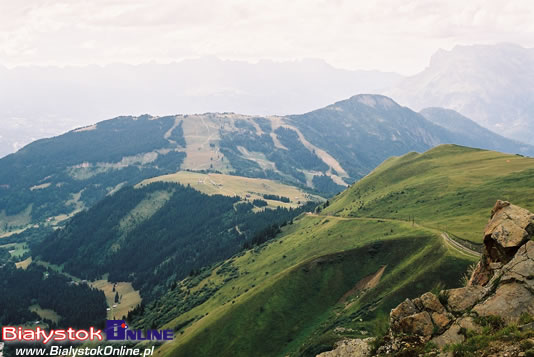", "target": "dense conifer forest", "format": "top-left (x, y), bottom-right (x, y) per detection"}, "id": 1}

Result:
top-left (36, 182), bottom-right (314, 301)
top-left (0, 263), bottom-right (106, 328)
